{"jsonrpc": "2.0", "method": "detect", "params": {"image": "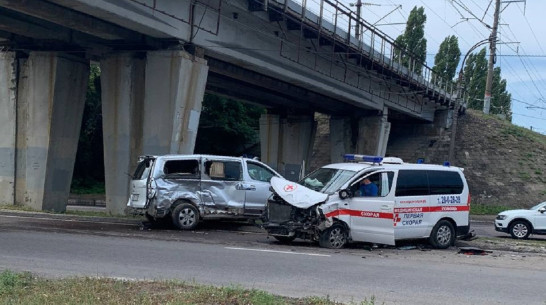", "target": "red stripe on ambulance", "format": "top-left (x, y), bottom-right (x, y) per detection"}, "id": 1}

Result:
top-left (325, 205), bottom-right (469, 220)
top-left (325, 209), bottom-right (393, 219)
top-left (394, 205), bottom-right (469, 213)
